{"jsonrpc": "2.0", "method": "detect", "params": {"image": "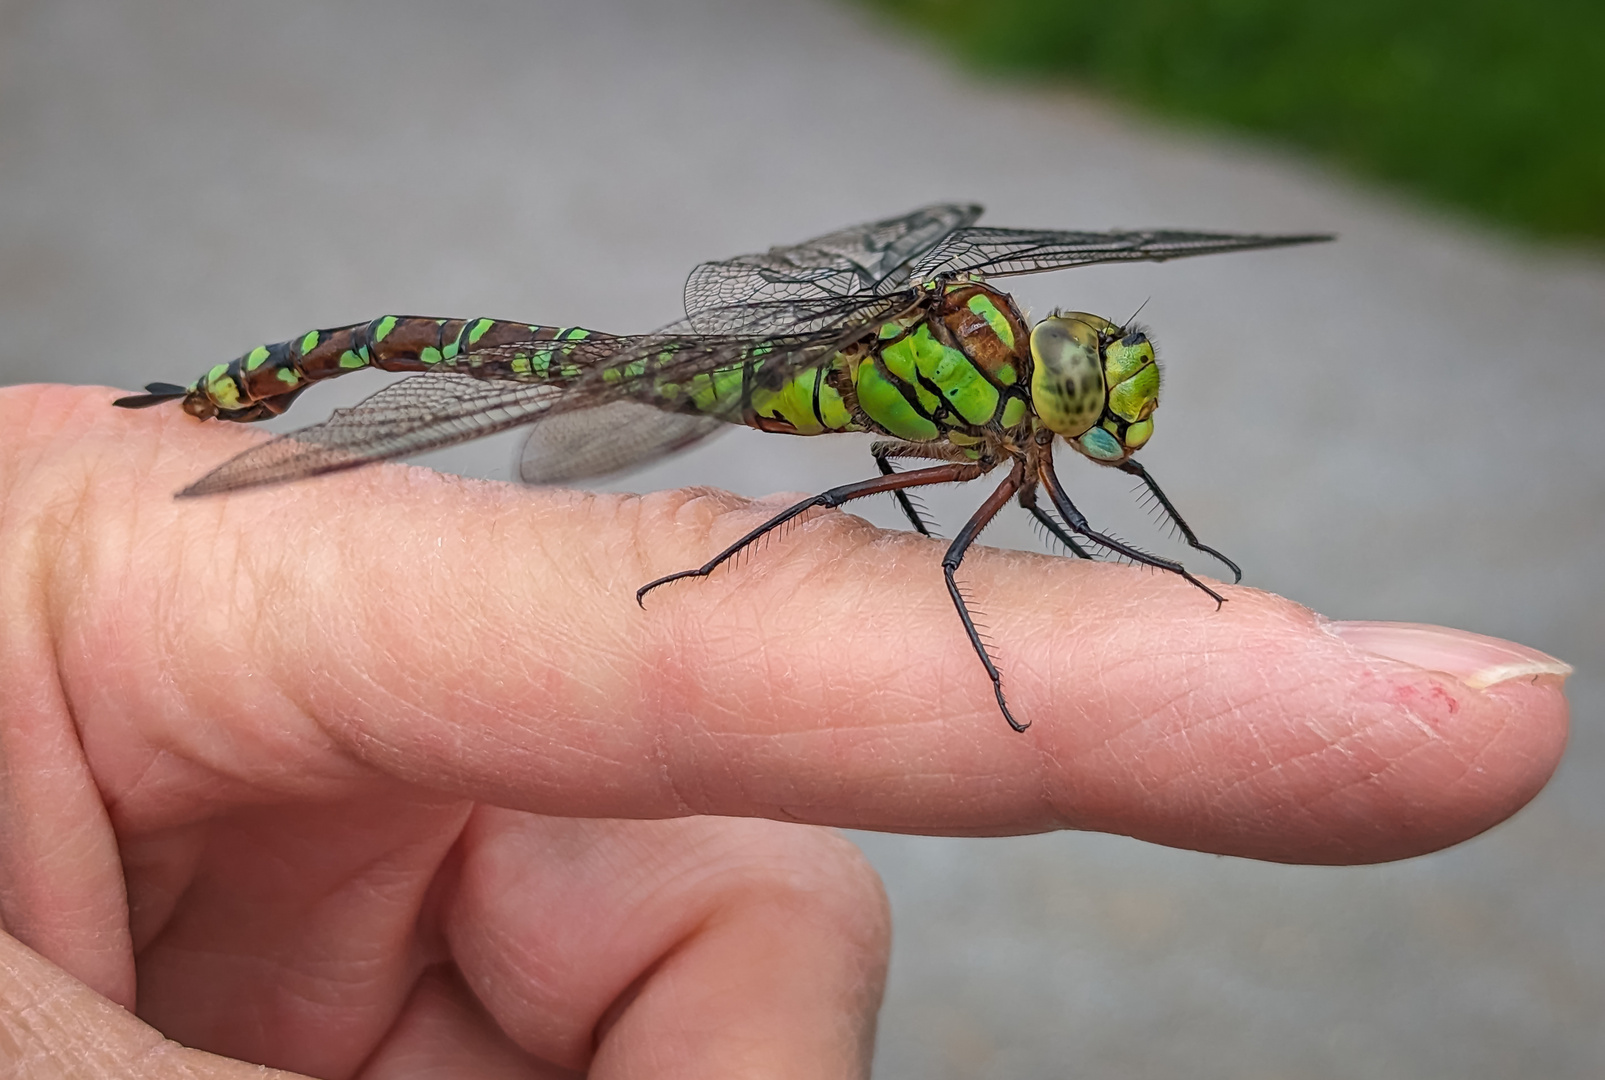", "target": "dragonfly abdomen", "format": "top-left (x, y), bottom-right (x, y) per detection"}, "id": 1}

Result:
top-left (137, 316), bottom-right (606, 422)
